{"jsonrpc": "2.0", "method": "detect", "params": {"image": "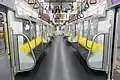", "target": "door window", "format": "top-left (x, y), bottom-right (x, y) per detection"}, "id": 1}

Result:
top-left (0, 13), bottom-right (6, 55)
